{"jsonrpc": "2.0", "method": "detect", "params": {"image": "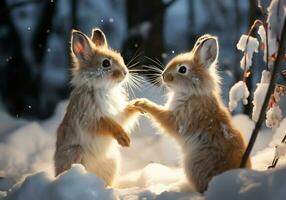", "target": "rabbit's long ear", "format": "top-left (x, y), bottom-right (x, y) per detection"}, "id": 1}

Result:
top-left (91, 28), bottom-right (107, 47)
top-left (71, 30), bottom-right (93, 60)
top-left (193, 35), bottom-right (218, 68)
